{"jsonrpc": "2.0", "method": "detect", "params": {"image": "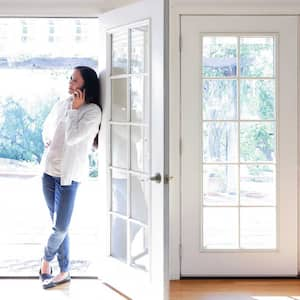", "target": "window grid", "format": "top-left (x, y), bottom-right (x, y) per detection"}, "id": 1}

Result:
top-left (200, 34), bottom-right (277, 251)
top-left (109, 22), bottom-right (150, 271)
